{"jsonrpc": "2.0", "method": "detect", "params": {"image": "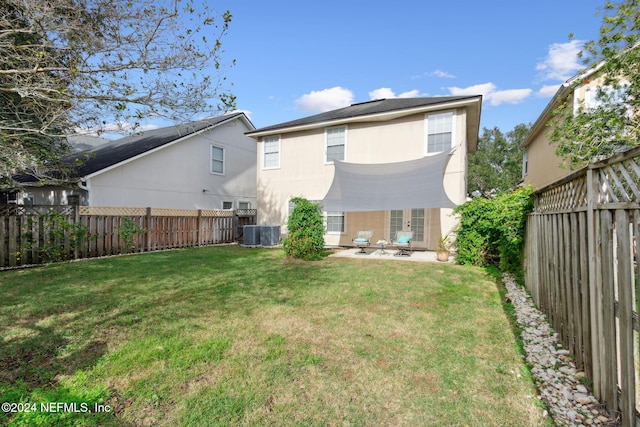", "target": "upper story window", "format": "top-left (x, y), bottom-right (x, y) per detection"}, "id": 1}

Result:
top-left (580, 84), bottom-right (628, 113)
top-left (426, 111), bottom-right (454, 154)
top-left (263, 135), bottom-right (280, 169)
top-left (325, 126), bottom-right (346, 163)
top-left (522, 148), bottom-right (529, 178)
top-left (211, 144), bottom-right (225, 174)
